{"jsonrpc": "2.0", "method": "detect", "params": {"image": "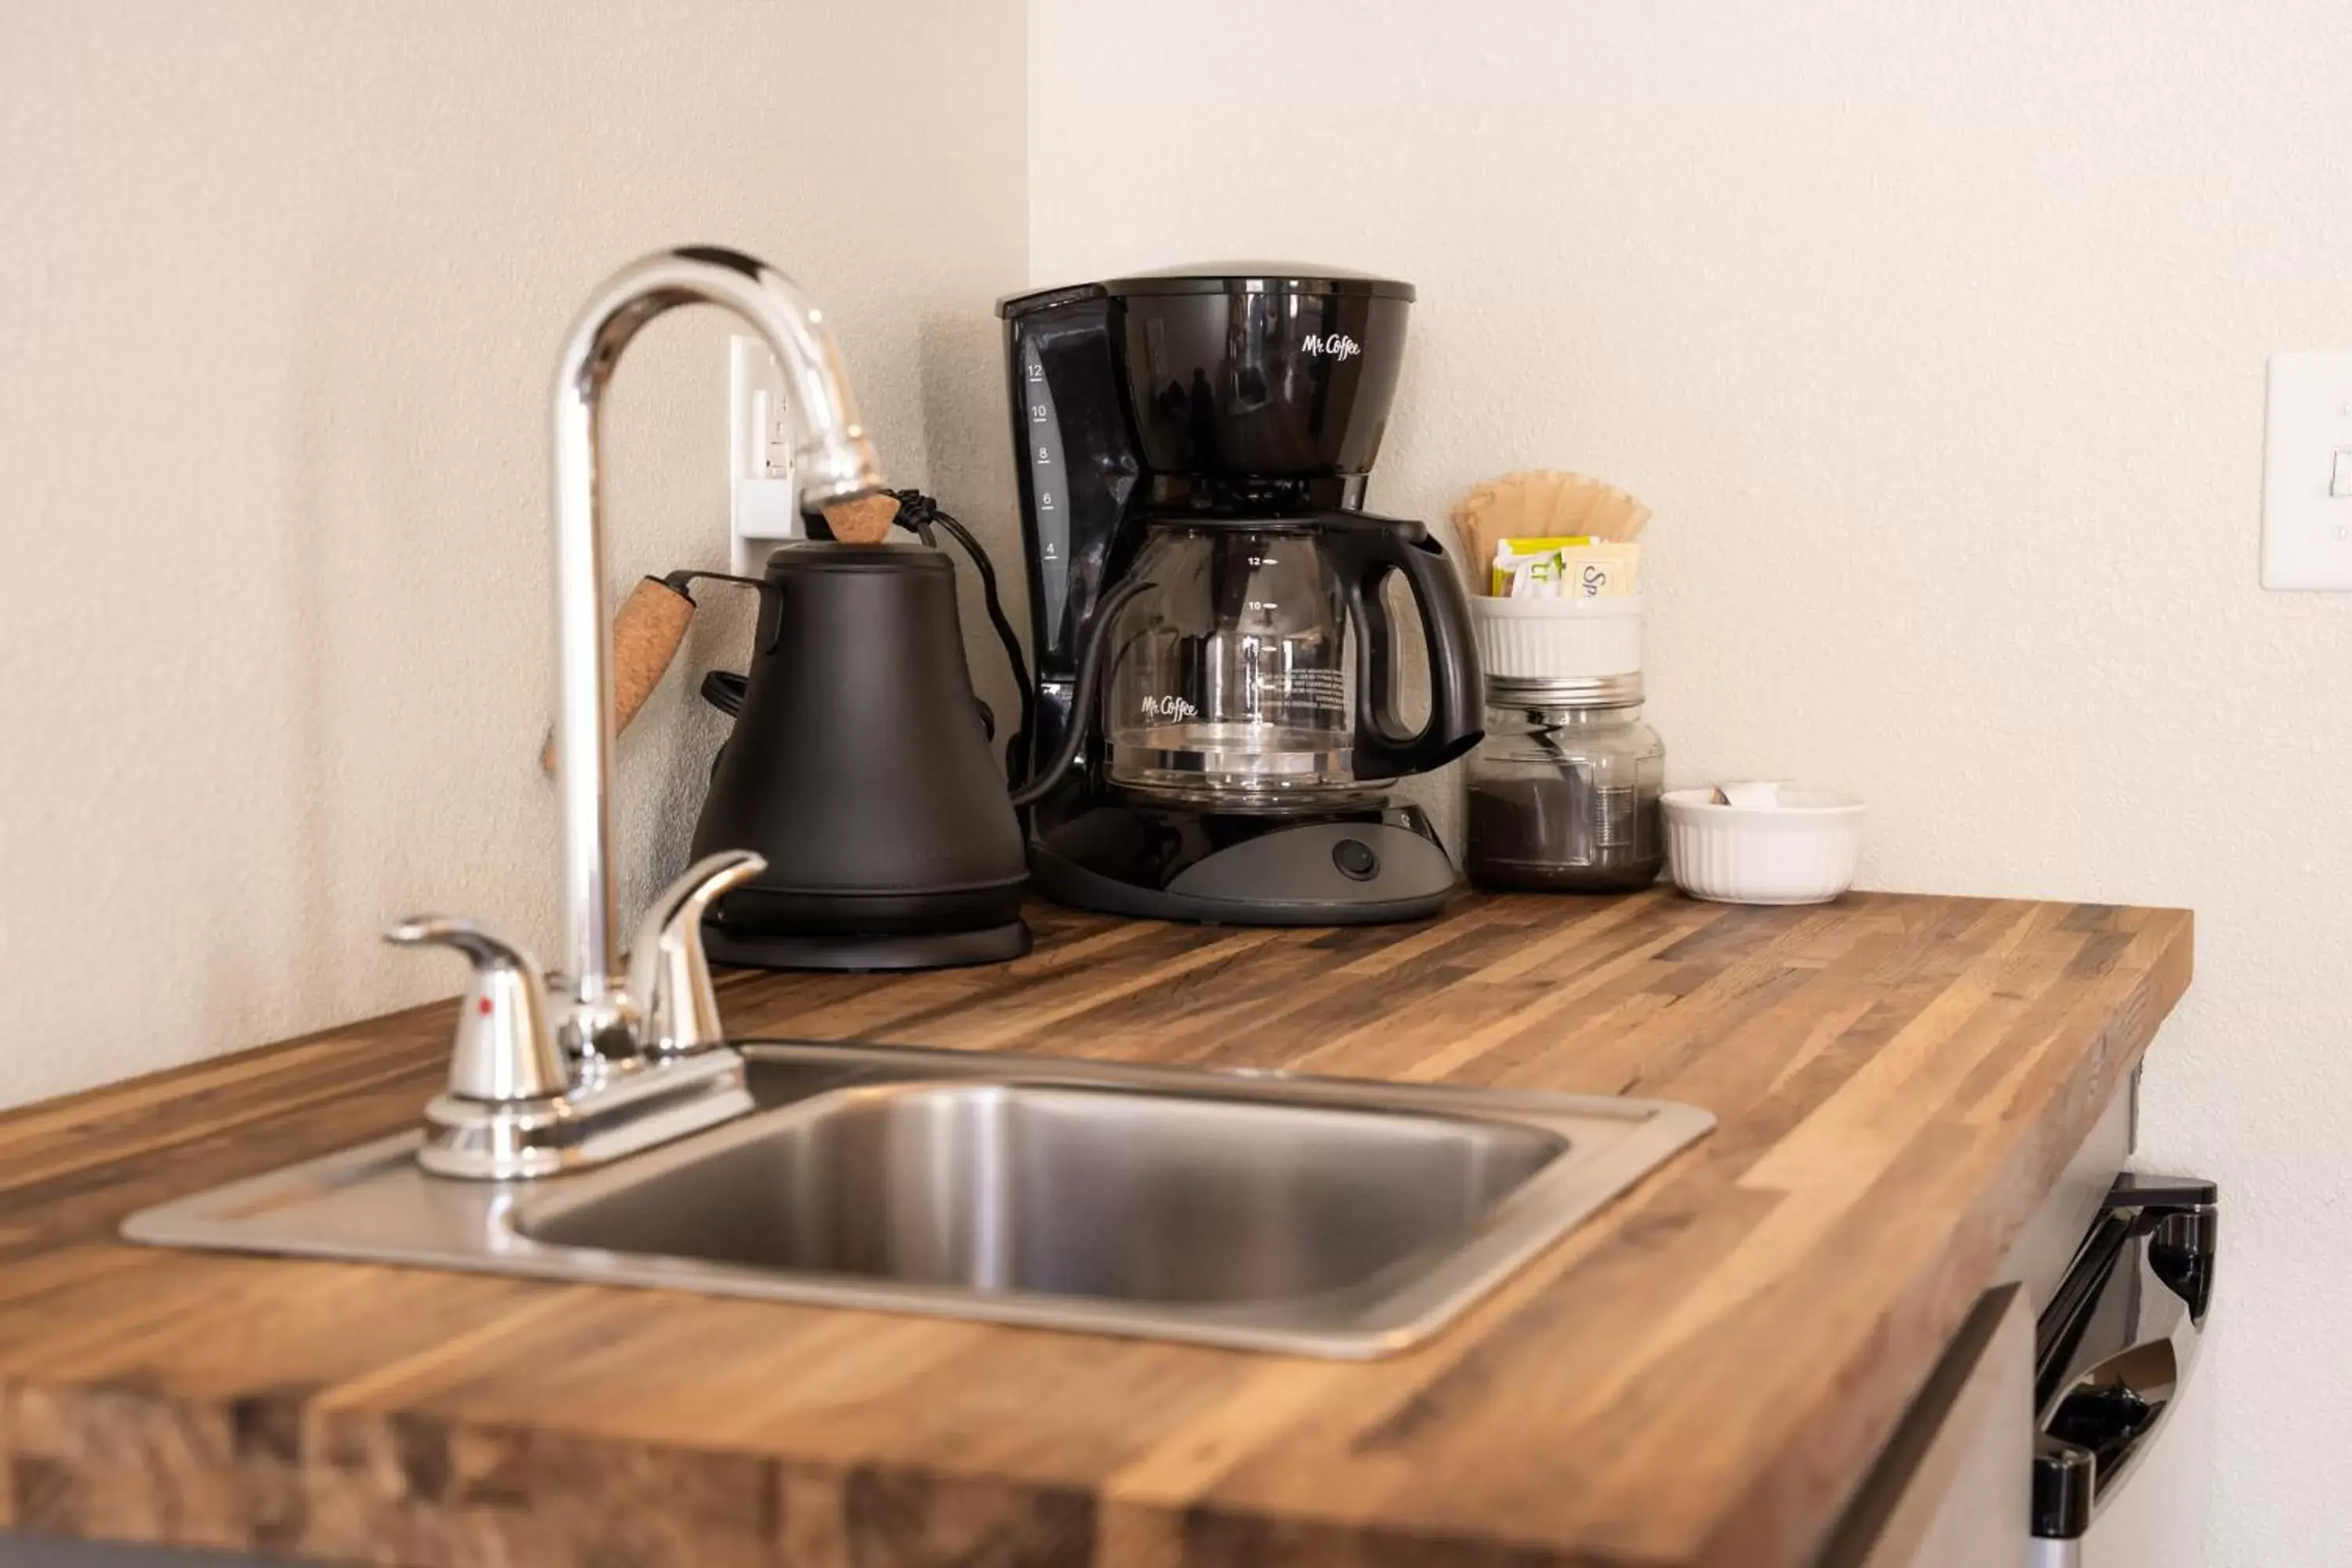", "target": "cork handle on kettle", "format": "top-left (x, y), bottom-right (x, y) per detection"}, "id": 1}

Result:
top-left (536, 575), bottom-right (699, 775)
